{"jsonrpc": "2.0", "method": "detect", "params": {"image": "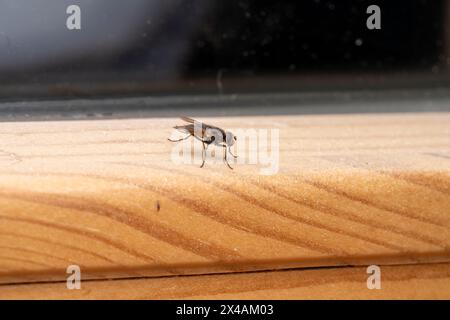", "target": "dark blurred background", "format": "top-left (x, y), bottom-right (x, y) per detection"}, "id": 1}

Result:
top-left (0, 0), bottom-right (448, 101)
